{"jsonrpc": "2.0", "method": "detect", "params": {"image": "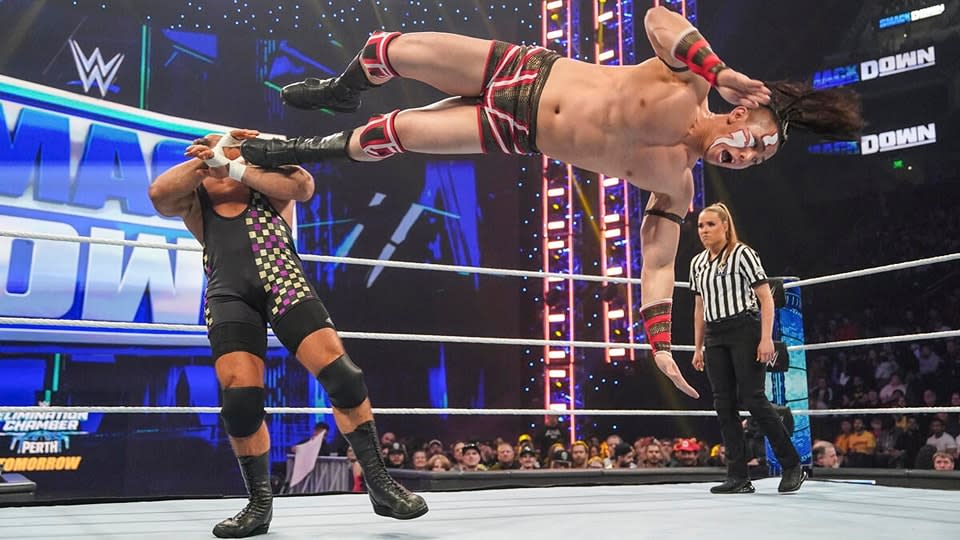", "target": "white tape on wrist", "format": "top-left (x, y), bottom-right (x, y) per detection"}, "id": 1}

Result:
top-left (228, 160), bottom-right (248, 182)
top-left (204, 152), bottom-right (230, 168)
